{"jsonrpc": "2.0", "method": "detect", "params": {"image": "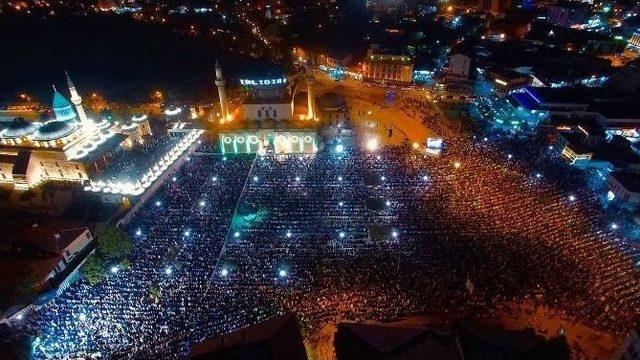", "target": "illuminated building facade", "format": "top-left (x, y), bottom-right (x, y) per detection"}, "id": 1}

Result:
top-left (219, 130), bottom-right (318, 154)
top-left (215, 60), bottom-right (229, 121)
top-left (0, 74), bottom-right (152, 191)
top-left (361, 53), bottom-right (414, 83)
top-left (241, 76), bottom-right (294, 122)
